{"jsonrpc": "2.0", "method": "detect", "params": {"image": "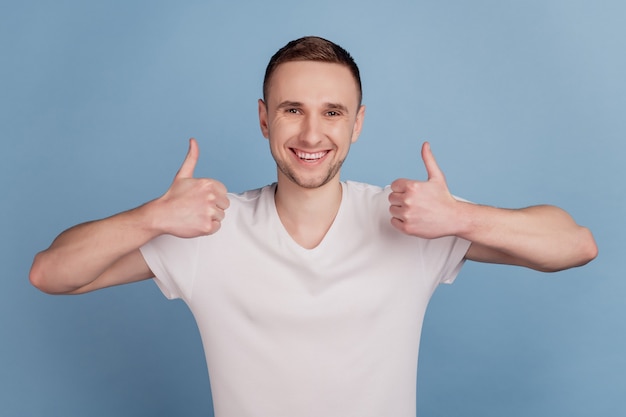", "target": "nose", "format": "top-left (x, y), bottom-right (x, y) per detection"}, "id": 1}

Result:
top-left (299, 113), bottom-right (324, 146)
